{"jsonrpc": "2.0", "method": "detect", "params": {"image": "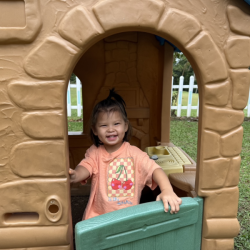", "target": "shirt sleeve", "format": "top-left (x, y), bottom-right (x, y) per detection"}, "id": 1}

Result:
top-left (132, 146), bottom-right (162, 190)
top-left (78, 145), bottom-right (98, 179)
